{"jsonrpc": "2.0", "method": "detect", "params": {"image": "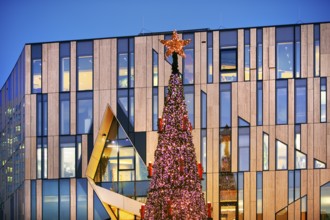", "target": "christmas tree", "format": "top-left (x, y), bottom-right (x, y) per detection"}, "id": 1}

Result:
top-left (143, 31), bottom-right (207, 219)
